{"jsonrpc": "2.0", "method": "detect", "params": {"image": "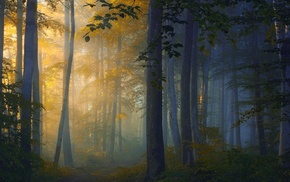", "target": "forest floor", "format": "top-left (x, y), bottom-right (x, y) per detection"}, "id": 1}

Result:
top-left (59, 155), bottom-right (144, 182)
